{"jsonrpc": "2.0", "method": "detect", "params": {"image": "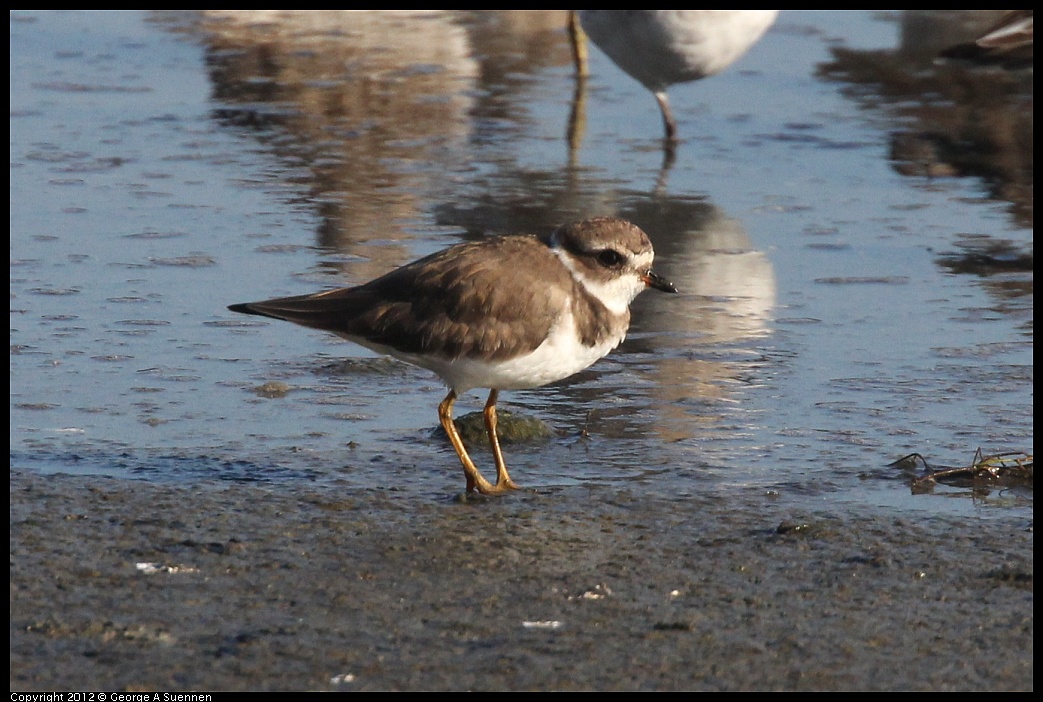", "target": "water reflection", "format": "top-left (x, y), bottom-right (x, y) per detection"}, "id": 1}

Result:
top-left (816, 10), bottom-right (1032, 335)
top-left (192, 11), bottom-right (584, 277)
top-left (195, 10), bottom-right (479, 283)
top-left (620, 198), bottom-right (776, 444)
top-left (817, 10), bottom-right (1033, 230)
top-left (624, 199), bottom-right (775, 342)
